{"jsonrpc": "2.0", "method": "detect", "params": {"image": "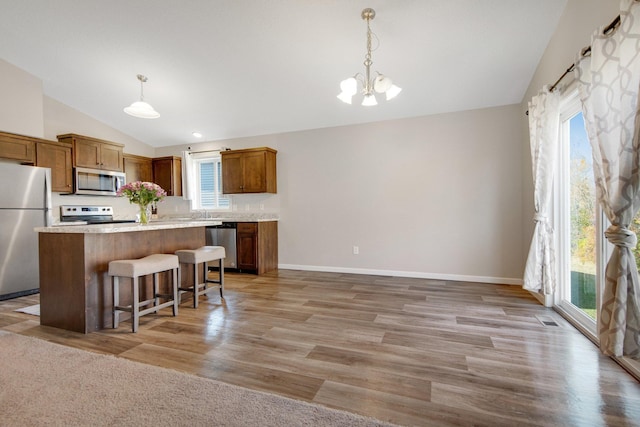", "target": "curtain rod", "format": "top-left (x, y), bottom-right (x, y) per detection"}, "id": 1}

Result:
top-left (186, 147), bottom-right (230, 155)
top-left (526, 13), bottom-right (621, 116)
top-left (547, 14), bottom-right (621, 93)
